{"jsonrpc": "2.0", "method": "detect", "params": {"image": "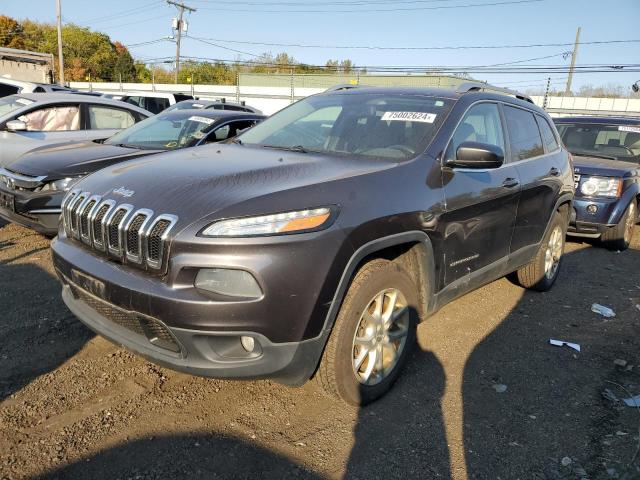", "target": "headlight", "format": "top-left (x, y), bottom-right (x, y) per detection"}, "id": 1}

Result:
top-left (202, 207), bottom-right (333, 237)
top-left (40, 177), bottom-right (82, 192)
top-left (579, 176), bottom-right (621, 198)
